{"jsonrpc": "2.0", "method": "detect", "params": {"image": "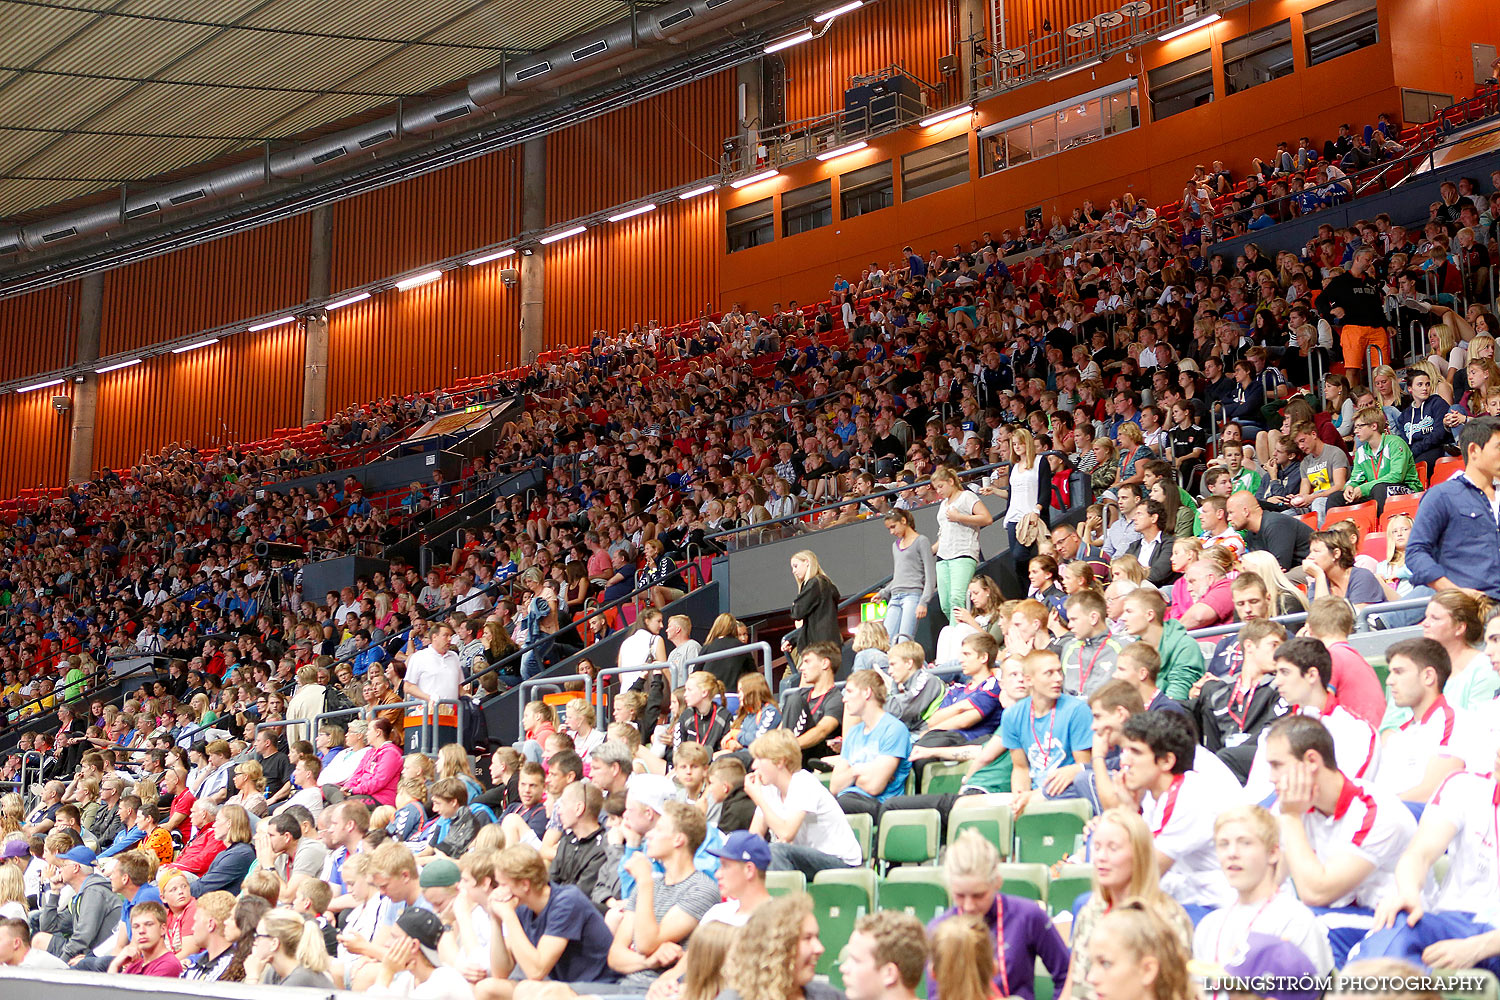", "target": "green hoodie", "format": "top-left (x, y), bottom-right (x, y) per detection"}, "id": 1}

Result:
top-left (1347, 433), bottom-right (1421, 498)
top-left (1156, 619), bottom-right (1205, 700)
